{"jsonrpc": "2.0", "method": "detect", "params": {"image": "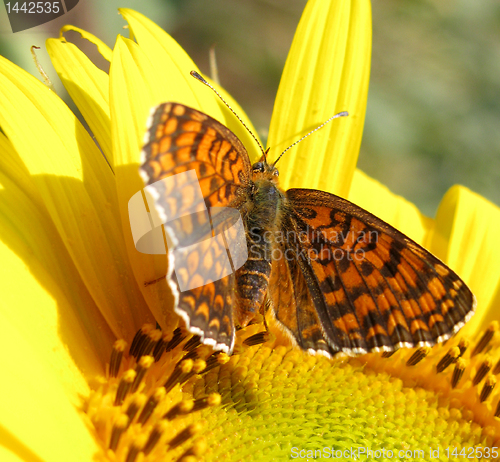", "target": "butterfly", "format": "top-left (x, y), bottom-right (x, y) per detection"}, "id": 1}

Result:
top-left (139, 96), bottom-right (475, 358)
